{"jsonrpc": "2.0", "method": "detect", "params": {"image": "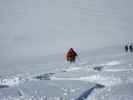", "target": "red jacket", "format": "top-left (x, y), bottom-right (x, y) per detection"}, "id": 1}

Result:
top-left (66, 48), bottom-right (77, 60)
